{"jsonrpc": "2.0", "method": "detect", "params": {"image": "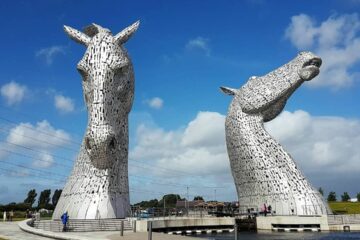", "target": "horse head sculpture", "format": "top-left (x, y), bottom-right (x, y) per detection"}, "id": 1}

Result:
top-left (64, 21), bottom-right (139, 169)
top-left (221, 52), bottom-right (330, 215)
top-left (53, 22), bottom-right (139, 219)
